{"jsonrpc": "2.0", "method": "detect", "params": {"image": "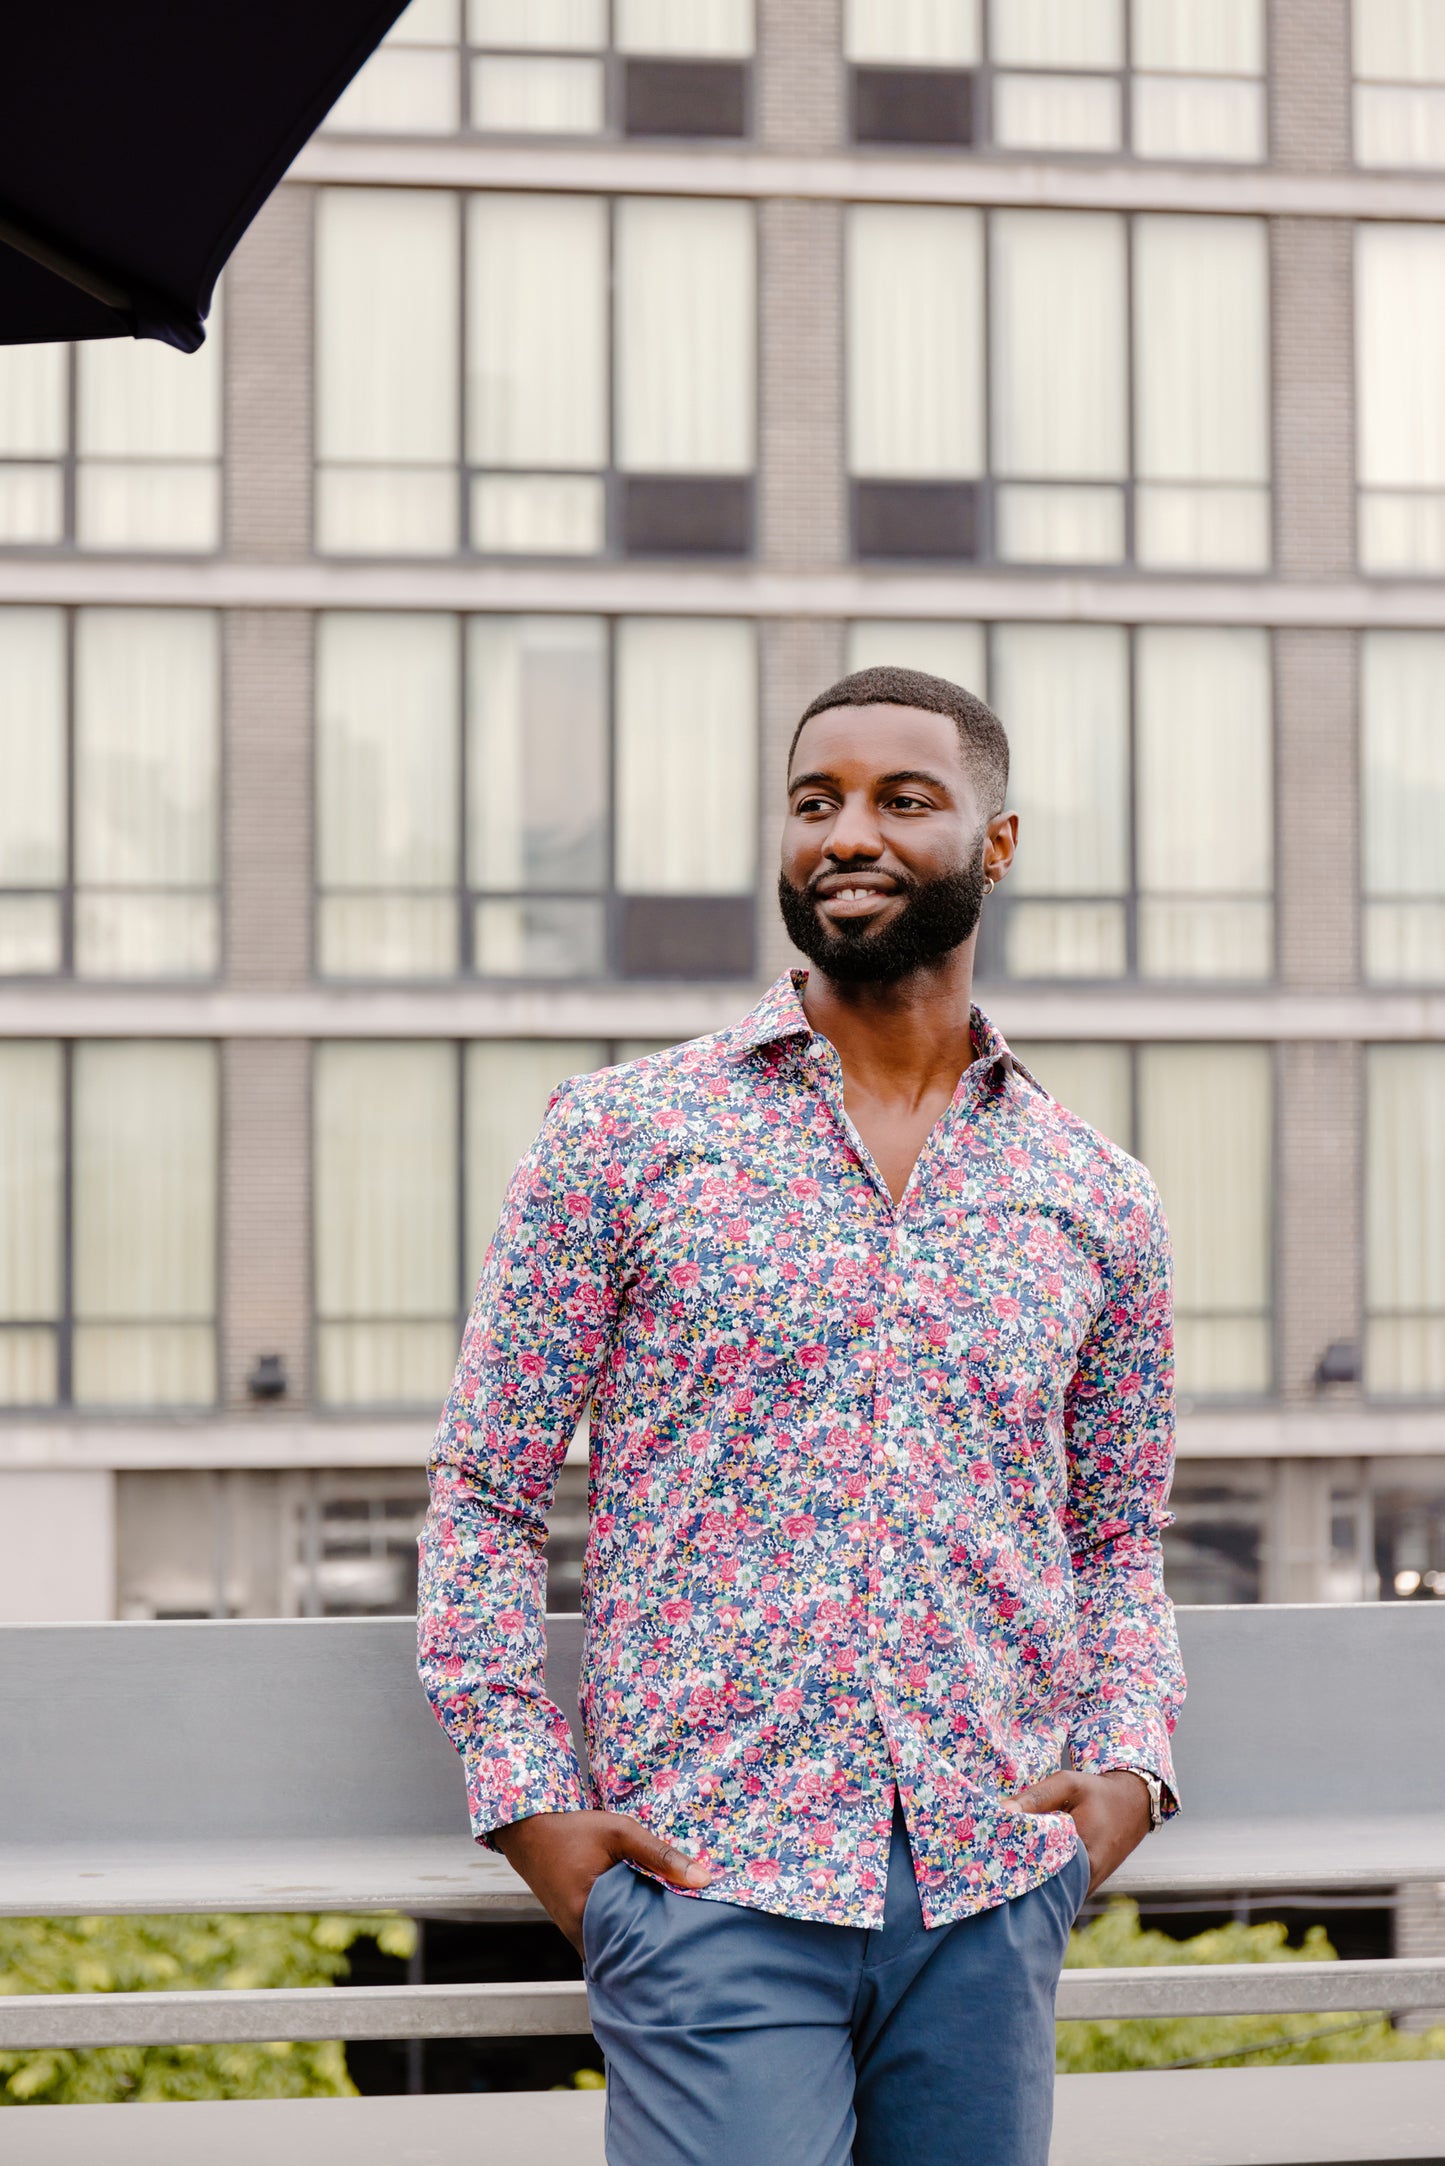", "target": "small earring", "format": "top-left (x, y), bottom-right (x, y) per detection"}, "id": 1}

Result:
top-left (982, 875), bottom-right (995, 895)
